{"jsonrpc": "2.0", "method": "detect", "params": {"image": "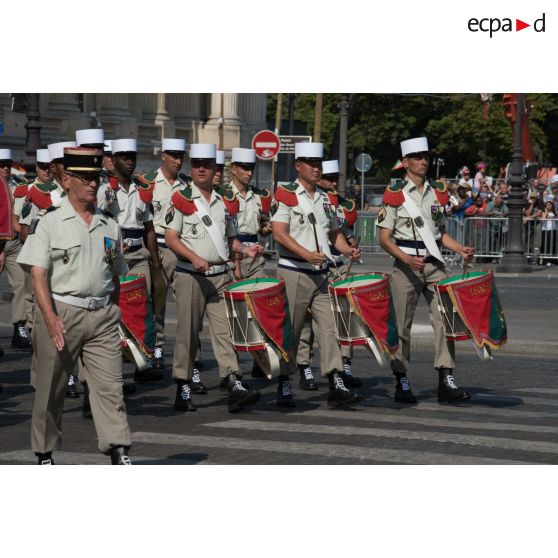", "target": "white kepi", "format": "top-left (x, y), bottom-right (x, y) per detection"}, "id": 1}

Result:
top-left (162, 138), bottom-right (186, 152)
top-left (231, 148), bottom-right (256, 164)
top-left (400, 137), bottom-right (429, 157)
top-left (103, 140), bottom-right (112, 154)
top-left (112, 139), bottom-right (137, 154)
top-left (190, 144), bottom-right (216, 159)
top-left (295, 142), bottom-right (323, 159)
top-left (216, 150), bottom-right (226, 165)
top-left (0, 149), bottom-right (12, 160)
top-left (76, 128), bottom-right (104, 146)
top-left (36, 149), bottom-right (51, 164)
top-left (48, 141), bottom-right (77, 161)
top-left (322, 160), bottom-right (339, 175)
